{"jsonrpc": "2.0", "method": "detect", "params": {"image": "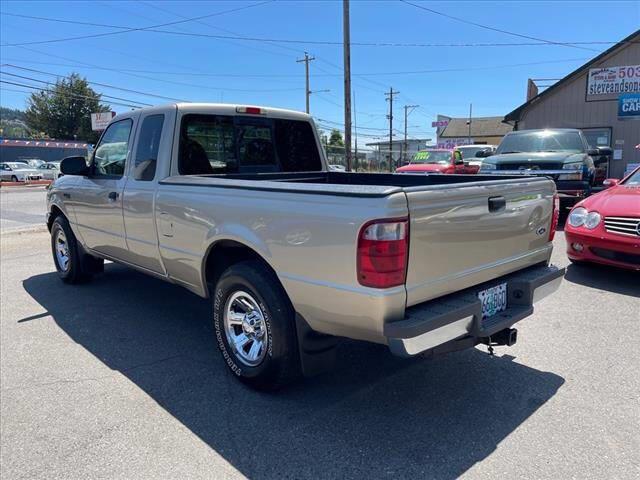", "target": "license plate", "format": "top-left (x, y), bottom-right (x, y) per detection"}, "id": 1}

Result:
top-left (478, 283), bottom-right (507, 319)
